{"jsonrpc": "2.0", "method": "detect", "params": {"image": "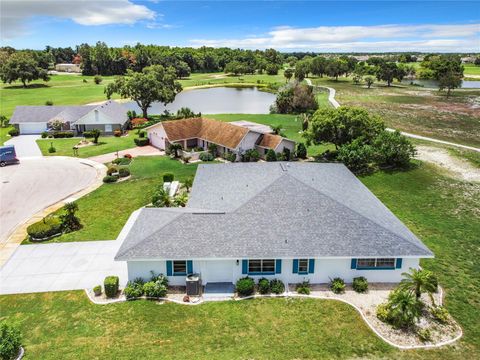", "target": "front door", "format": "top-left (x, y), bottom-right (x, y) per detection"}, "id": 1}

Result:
top-left (204, 260), bottom-right (235, 283)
